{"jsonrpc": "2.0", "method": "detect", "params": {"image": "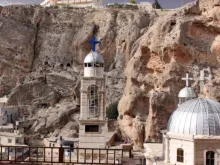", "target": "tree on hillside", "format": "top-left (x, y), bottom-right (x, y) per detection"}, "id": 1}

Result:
top-left (129, 0), bottom-right (136, 4)
top-left (106, 102), bottom-right (119, 120)
top-left (152, 0), bottom-right (162, 9)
